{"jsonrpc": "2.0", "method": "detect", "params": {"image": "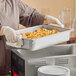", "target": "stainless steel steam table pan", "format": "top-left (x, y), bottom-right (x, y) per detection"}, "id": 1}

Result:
top-left (15, 25), bottom-right (73, 51)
